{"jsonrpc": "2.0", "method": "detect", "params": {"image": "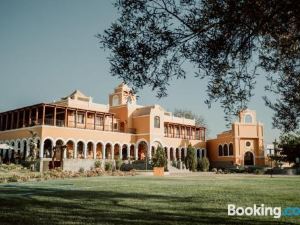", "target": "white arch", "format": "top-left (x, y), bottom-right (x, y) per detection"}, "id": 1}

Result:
top-left (76, 140), bottom-right (86, 159)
